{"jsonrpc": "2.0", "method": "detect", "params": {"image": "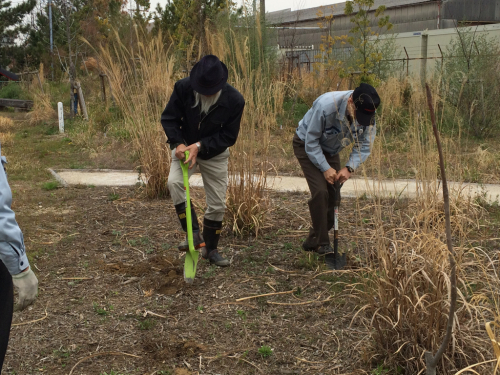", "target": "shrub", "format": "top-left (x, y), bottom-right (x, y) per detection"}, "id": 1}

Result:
top-left (440, 30), bottom-right (500, 137)
top-left (0, 83), bottom-right (27, 100)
